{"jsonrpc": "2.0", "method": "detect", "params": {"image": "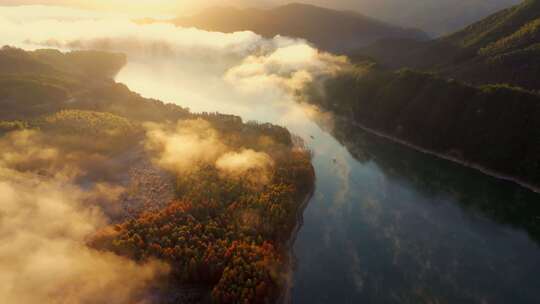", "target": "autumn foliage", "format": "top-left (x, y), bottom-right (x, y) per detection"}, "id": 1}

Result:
top-left (91, 140), bottom-right (314, 303)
